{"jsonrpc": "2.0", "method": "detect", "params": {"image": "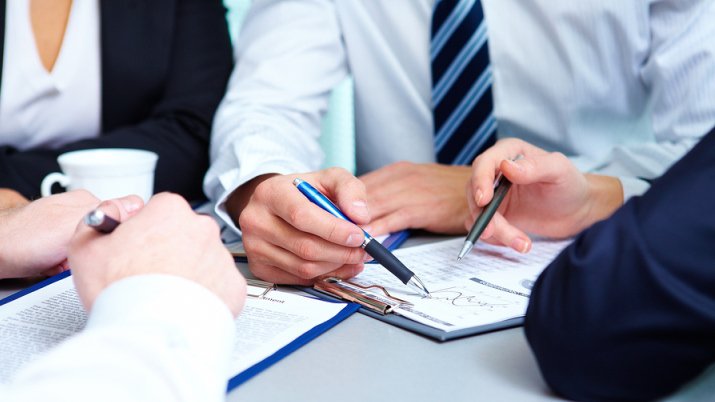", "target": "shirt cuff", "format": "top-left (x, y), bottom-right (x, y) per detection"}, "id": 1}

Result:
top-left (211, 161), bottom-right (314, 237)
top-left (618, 176), bottom-right (651, 201)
